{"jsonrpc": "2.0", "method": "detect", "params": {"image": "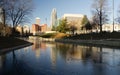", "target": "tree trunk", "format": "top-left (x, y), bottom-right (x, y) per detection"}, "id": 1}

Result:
top-left (100, 10), bottom-right (102, 33)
